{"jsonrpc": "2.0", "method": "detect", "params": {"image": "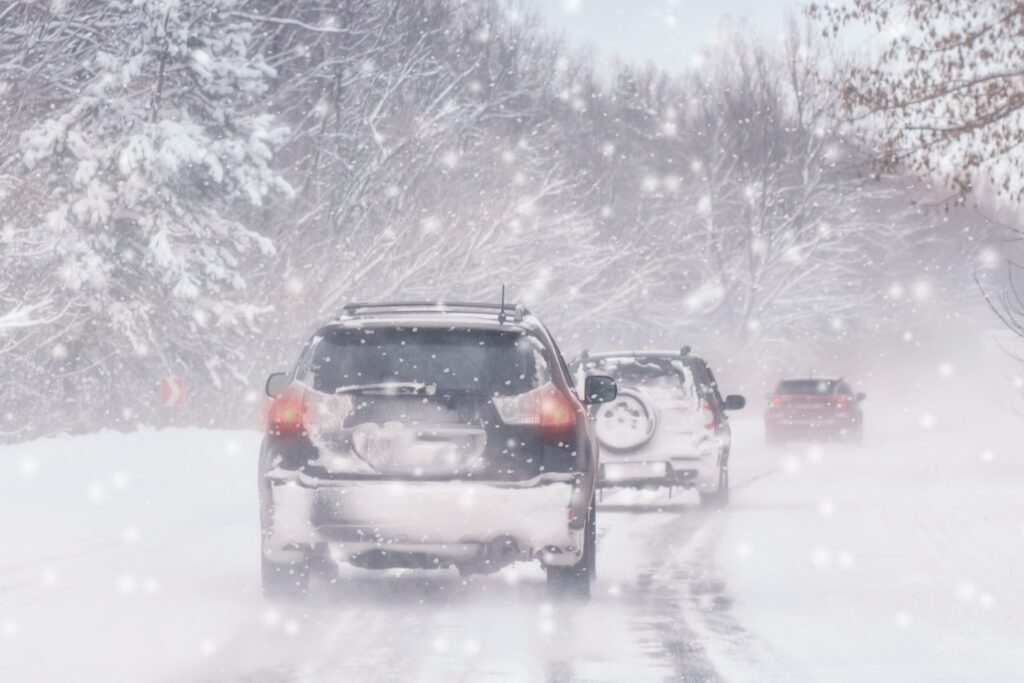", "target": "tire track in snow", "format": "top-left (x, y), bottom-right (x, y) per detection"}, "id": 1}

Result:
top-left (175, 450), bottom-right (784, 683)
